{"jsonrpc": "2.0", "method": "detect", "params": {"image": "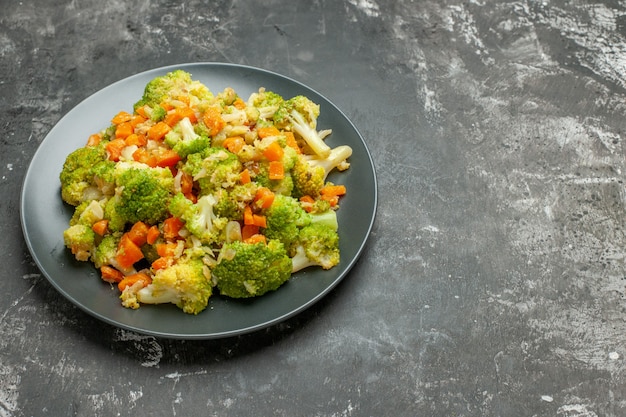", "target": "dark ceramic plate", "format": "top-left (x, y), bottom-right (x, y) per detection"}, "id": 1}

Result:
top-left (20, 63), bottom-right (377, 339)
